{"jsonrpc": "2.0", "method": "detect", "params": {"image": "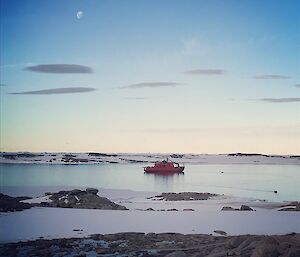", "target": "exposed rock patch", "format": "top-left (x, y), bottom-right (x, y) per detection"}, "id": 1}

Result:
top-left (221, 205), bottom-right (255, 211)
top-left (45, 188), bottom-right (128, 210)
top-left (149, 192), bottom-right (218, 201)
top-left (0, 193), bottom-right (32, 212)
top-left (88, 152), bottom-right (117, 157)
top-left (0, 189), bottom-right (128, 212)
